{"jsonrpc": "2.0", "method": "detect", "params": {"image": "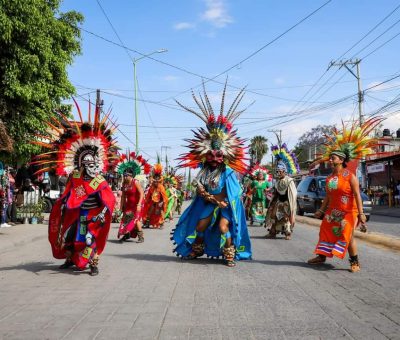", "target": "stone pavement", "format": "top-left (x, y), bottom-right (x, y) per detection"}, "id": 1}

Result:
top-left (0, 217), bottom-right (400, 339)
